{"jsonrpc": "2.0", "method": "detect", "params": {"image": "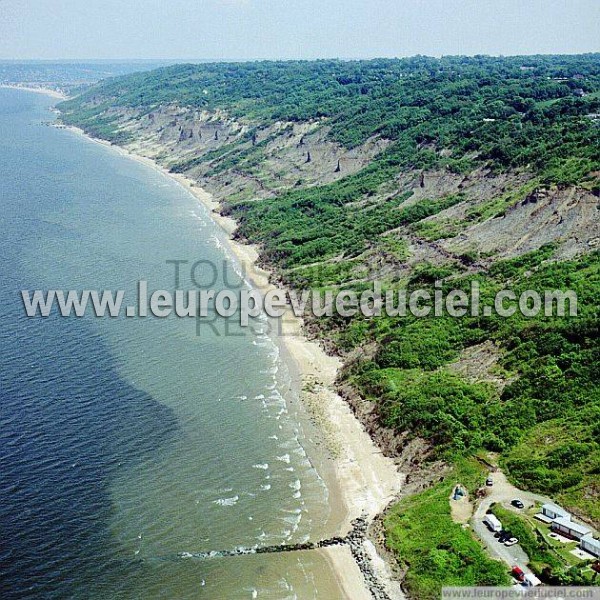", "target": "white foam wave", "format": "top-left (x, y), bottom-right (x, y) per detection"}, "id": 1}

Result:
top-left (207, 234), bottom-right (223, 248)
top-left (213, 495), bottom-right (239, 507)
